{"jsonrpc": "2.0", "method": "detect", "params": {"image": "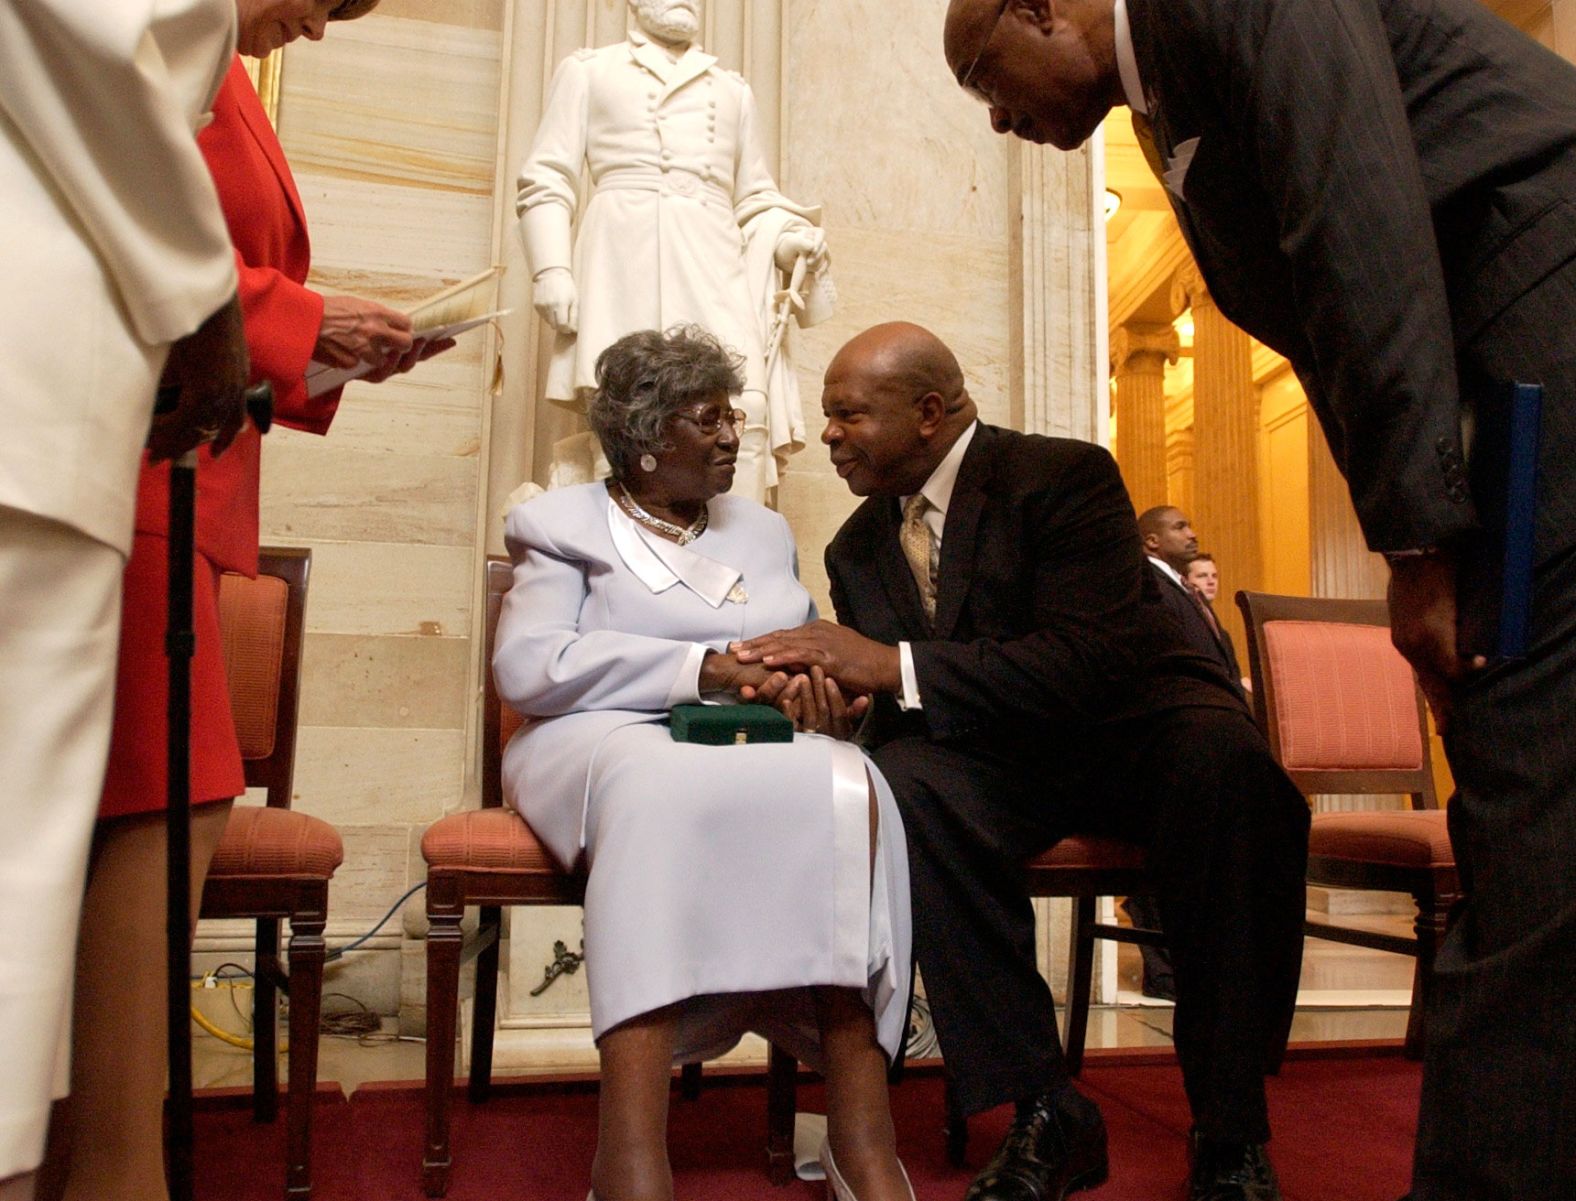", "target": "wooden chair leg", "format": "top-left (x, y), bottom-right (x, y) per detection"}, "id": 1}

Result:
top-left (944, 1074), bottom-right (968, 1168)
top-left (467, 906), bottom-right (501, 1104)
top-left (765, 1043), bottom-right (797, 1186)
top-left (253, 916), bottom-right (280, 1124)
top-left (1405, 881), bottom-right (1455, 1061)
top-left (679, 1061), bottom-right (703, 1101)
top-left (424, 884), bottom-right (465, 1198)
top-left (285, 902), bottom-right (327, 1200)
top-left (1063, 894), bottom-right (1098, 1077)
